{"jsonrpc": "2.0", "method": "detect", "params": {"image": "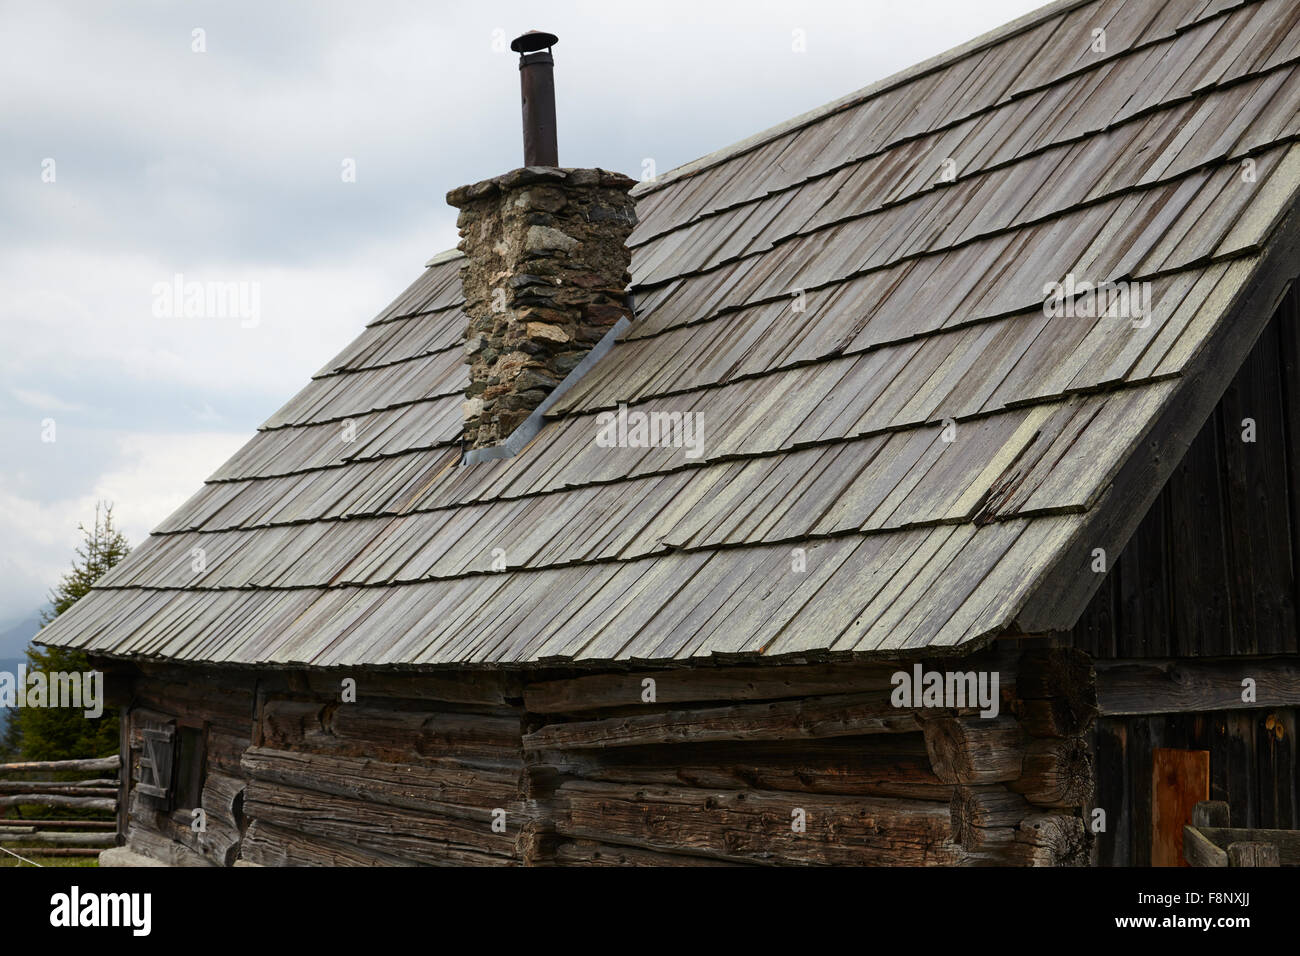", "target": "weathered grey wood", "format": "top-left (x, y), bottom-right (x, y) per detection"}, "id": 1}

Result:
top-left (0, 756), bottom-right (119, 773)
top-left (240, 820), bottom-right (413, 867)
top-left (1192, 799), bottom-right (1231, 828)
top-left (523, 662), bottom-right (901, 713)
top-left (922, 716), bottom-right (1024, 784)
top-left (260, 697), bottom-right (523, 764)
top-left (304, 670), bottom-right (523, 707)
top-left (1185, 827), bottom-right (1222, 868)
top-left (125, 824), bottom-right (216, 867)
top-left (0, 782), bottom-right (117, 796)
top-left (0, 819), bottom-right (114, 830)
top-left (0, 831), bottom-right (115, 847)
top-left (241, 746), bottom-right (527, 820)
top-left (0, 794), bottom-right (116, 811)
top-left (524, 692), bottom-right (928, 751)
top-left (1227, 841), bottom-right (1281, 866)
top-left (537, 735), bottom-right (953, 800)
top-left (1096, 657), bottom-right (1300, 715)
top-left (244, 779), bottom-right (518, 865)
top-left (556, 779), bottom-right (977, 866)
top-left (554, 838), bottom-right (746, 866)
top-left (1183, 826), bottom-right (1227, 866)
top-left (1197, 826), bottom-right (1300, 865)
